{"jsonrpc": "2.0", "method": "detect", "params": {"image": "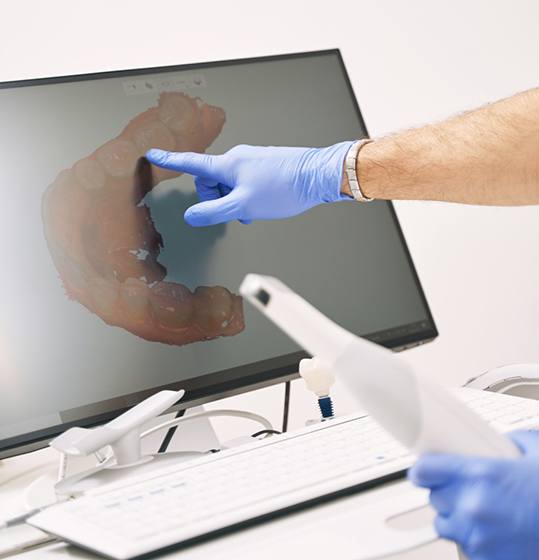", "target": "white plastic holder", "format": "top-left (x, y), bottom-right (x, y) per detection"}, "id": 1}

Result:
top-left (51, 389), bottom-right (185, 468)
top-left (50, 389), bottom-right (207, 496)
top-left (2, 402), bottom-right (218, 518)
